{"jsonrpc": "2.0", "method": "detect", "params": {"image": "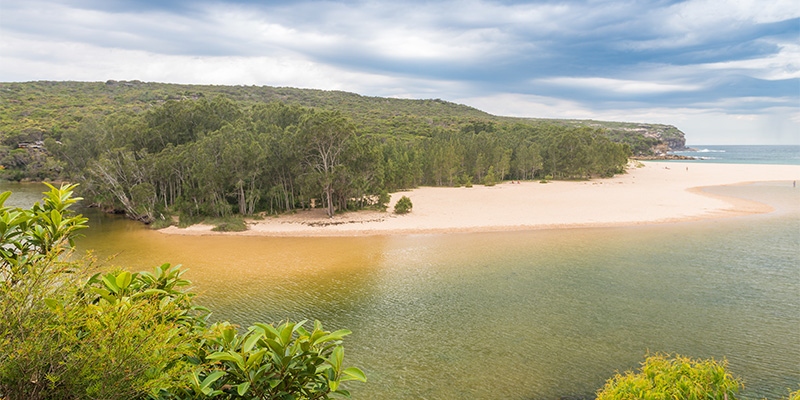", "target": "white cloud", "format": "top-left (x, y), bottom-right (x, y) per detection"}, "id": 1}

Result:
top-left (456, 93), bottom-right (594, 120)
top-left (698, 43), bottom-right (800, 80)
top-left (621, 0), bottom-right (800, 50)
top-left (539, 77), bottom-right (703, 94)
top-left (0, 34), bottom-right (467, 98)
top-left (668, 0), bottom-right (800, 27)
top-left (691, 96), bottom-right (798, 109)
